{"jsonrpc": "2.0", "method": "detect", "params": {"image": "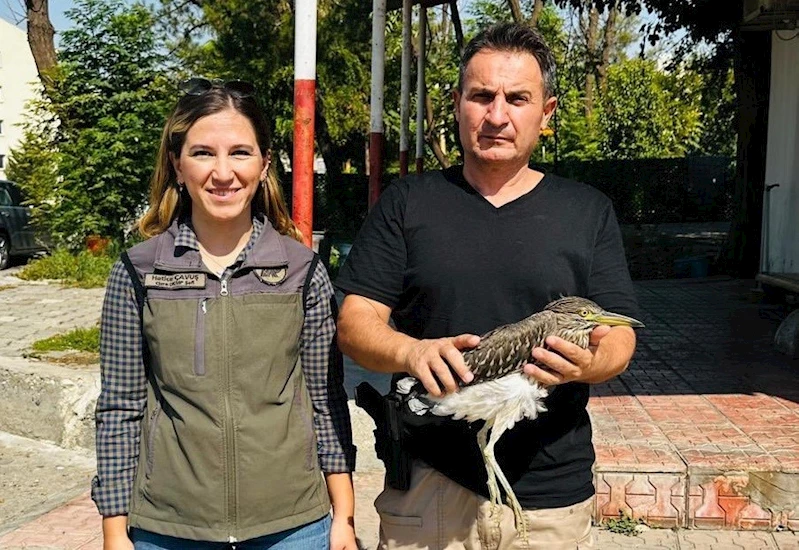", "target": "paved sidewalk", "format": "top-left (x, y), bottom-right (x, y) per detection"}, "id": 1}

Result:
top-left (0, 268), bottom-right (104, 358)
top-left (1, 271), bottom-right (798, 547)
